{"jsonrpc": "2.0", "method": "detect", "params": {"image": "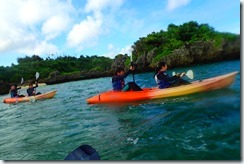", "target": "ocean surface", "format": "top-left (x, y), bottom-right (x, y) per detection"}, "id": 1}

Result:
top-left (0, 60), bottom-right (241, 160)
